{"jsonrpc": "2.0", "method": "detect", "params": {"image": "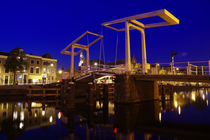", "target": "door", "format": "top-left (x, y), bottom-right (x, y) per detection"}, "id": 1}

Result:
top-left (5, 76), bottom-right (8, 85)
top-left (42, 78), bottom-right (46, 84)
top-left (24, 75), bottom-right (27, 84)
